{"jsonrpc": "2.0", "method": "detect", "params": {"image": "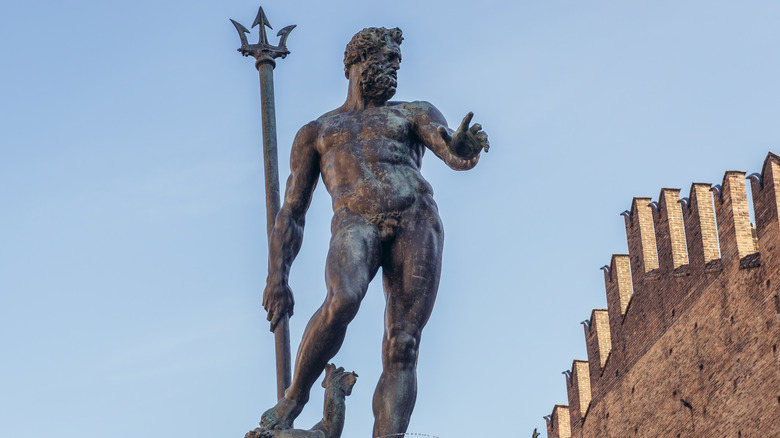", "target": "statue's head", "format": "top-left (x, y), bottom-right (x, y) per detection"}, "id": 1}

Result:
top-left (343, 27), bottom-right (403, 104)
